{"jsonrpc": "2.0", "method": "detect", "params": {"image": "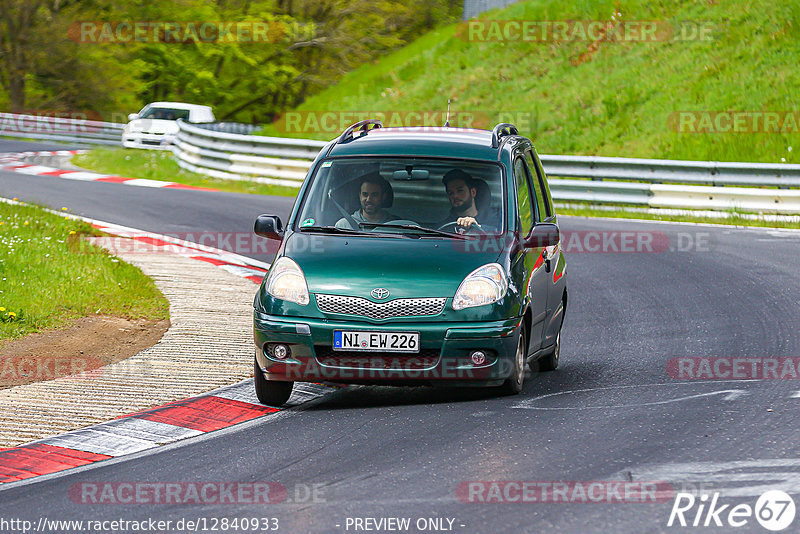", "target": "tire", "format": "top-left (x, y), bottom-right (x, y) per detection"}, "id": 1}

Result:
top-left (496, 328), bottom-right (526, 396)
top-left (254, 357), bottom-right (294, 406)
top-left (532, 329), bottom-right (560, 372)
